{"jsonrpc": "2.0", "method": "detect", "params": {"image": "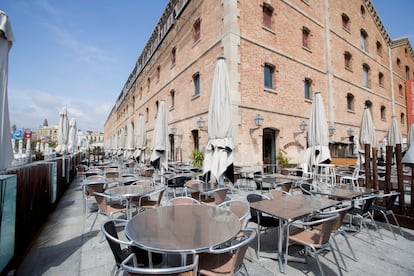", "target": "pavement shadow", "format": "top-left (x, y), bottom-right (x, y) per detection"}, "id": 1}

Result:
top-left (15, 230), bottom-right (100, 276)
